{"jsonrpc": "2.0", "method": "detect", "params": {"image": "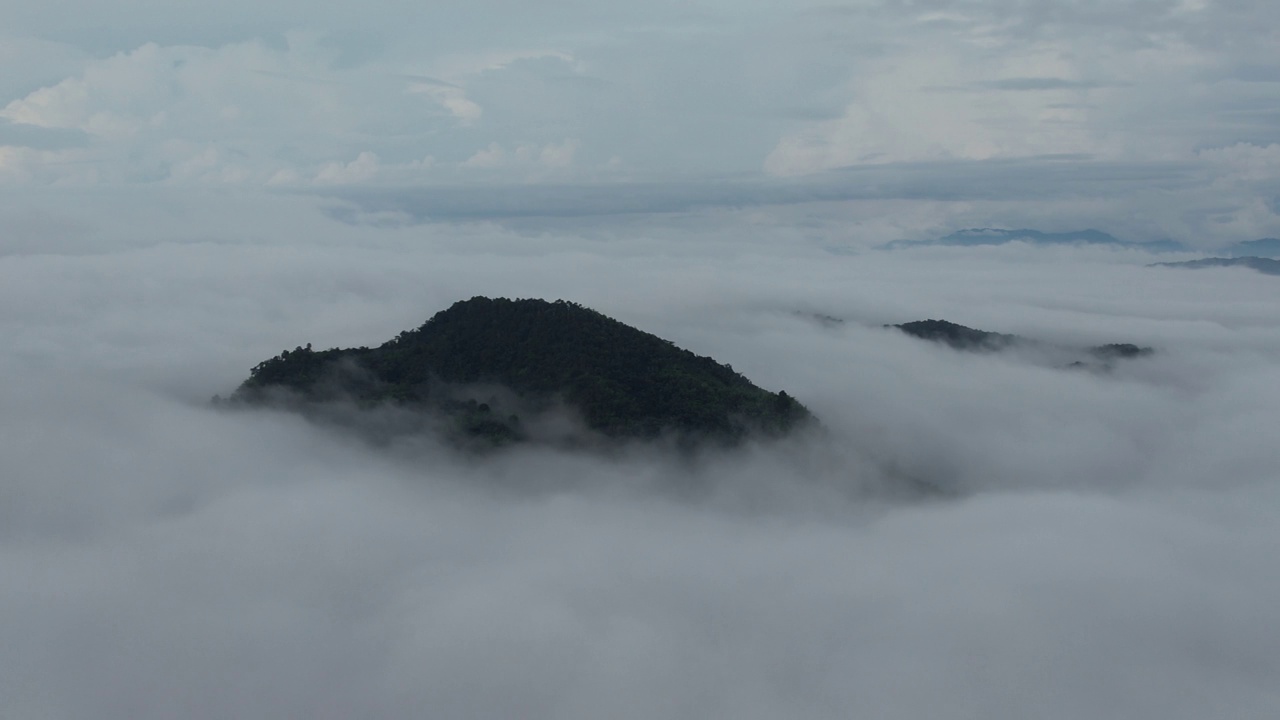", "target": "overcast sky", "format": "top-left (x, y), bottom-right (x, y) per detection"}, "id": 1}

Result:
top-left (2, 0), bottom-right (1279, 243)
top-left (2, 2), bottom-right (1280, 718)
